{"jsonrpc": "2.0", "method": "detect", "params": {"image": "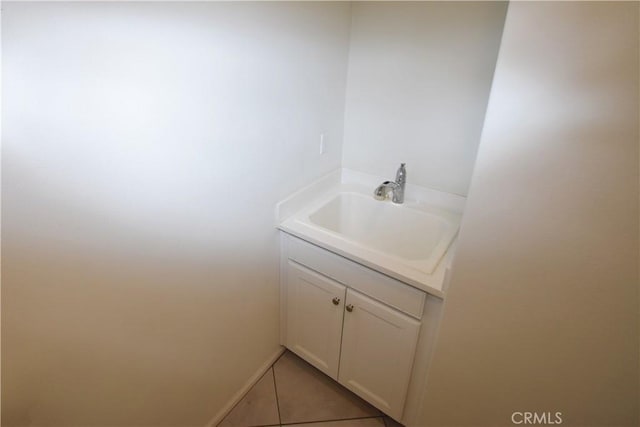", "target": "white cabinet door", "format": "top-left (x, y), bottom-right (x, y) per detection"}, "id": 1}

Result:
top-left (338, 289), bottom-right (421, 420)
top-left (286, 261), bottom-right (346, 380)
